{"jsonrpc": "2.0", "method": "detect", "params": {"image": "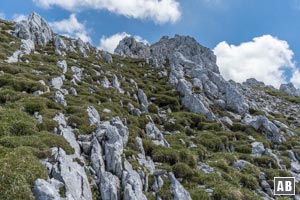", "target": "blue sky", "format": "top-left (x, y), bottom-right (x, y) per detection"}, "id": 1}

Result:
top-left (1, 0), bottom-right (300, 88)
